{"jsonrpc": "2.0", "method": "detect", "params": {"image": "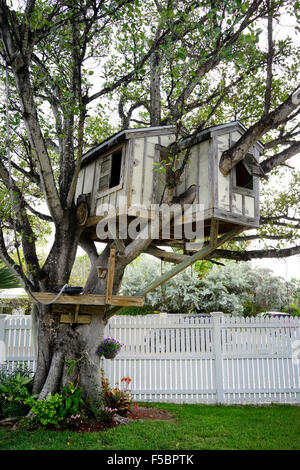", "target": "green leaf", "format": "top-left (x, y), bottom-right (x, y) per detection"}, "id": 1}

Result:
top-left (177, 48), bottom-right (186, 60)
top-left (0, 263), bottom-right (20, 289)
